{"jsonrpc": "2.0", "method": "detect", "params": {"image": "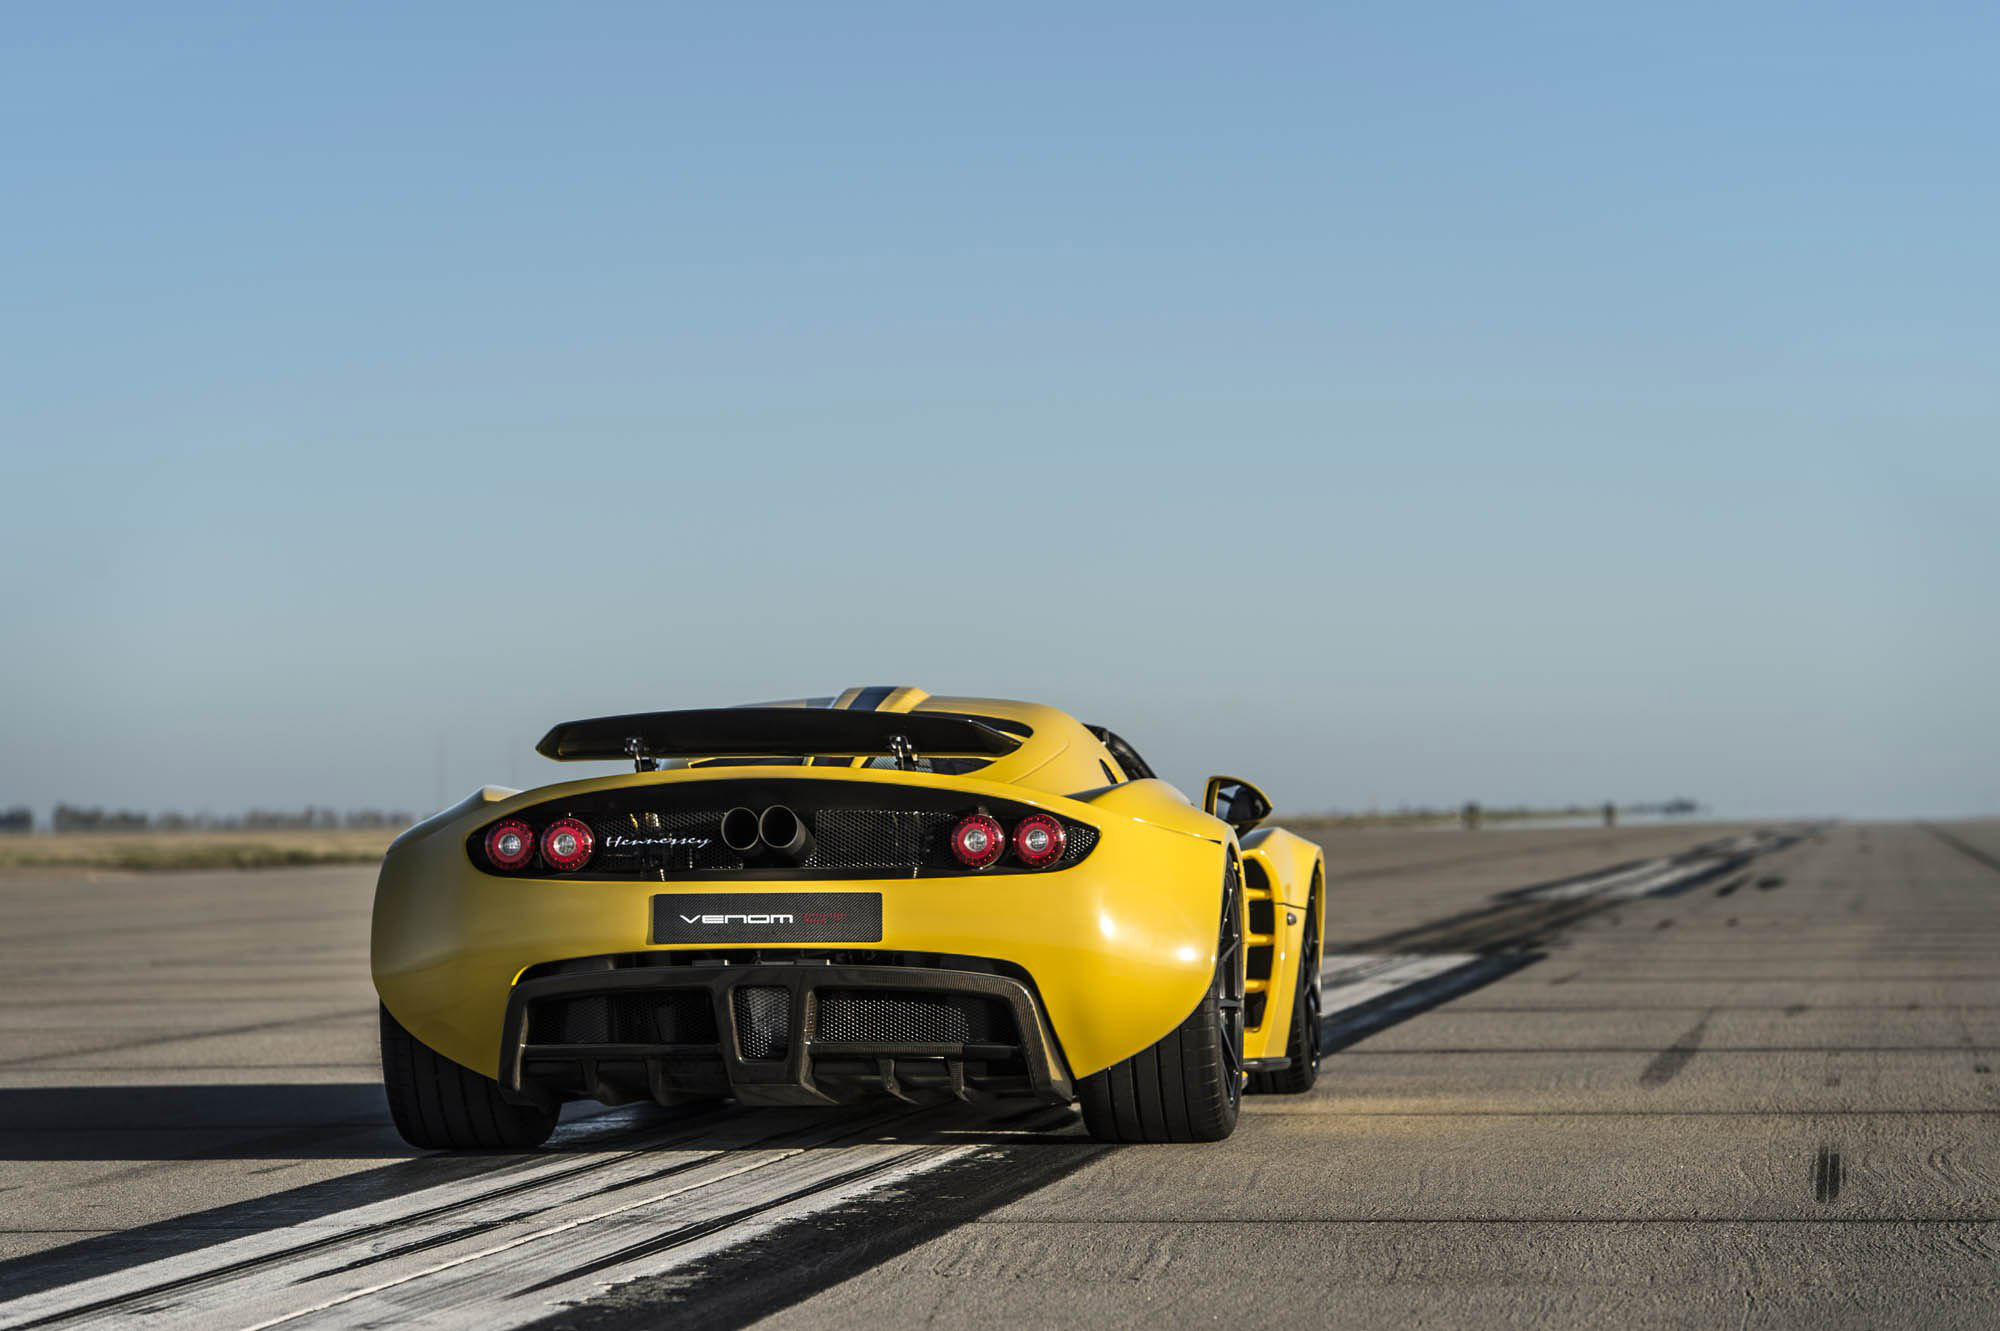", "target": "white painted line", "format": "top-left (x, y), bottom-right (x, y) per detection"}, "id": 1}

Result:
top-left (1597, 860), bottom-right (1706, 900)
top-left (249, 1142), bottom-right (976, 1331)
top-left (1319, 953), bottom-right (1484, 1015)
top-left (0, 1111), bottom-right (804, 1327)
top-left (0, 1106), bottom-right (983, 1331)
top-left (1308, 836), bottom-right (1795, 1032)
top-left (1514, 857), bottom-right (1675, 901)
top-left (1516, 830), bottom-right (1790, 905)
top-left (1516, 850), bottom-right (1743, 903)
